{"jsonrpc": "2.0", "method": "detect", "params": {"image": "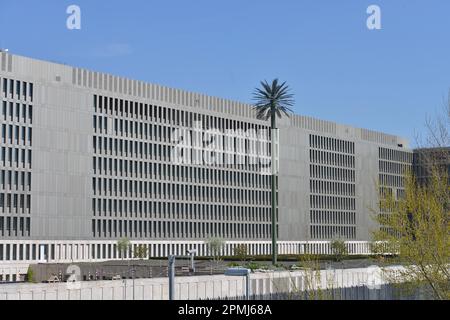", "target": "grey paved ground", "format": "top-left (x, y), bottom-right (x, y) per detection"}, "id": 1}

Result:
top-left (7, 257), bottom-right (394, 284)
